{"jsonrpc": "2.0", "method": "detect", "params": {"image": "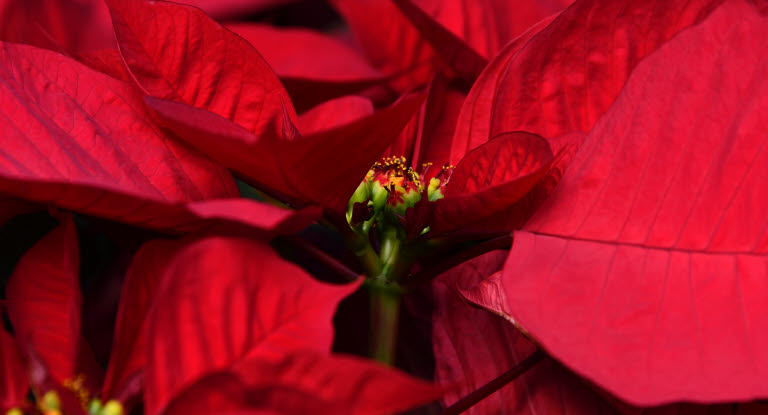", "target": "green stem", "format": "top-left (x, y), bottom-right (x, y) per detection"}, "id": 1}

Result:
top-left (368, 282), bottom-right (401, 365)
top-left (346, 227), bottom-right (382, 277)
top-left (379, 227), bottom-right (401, 278)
